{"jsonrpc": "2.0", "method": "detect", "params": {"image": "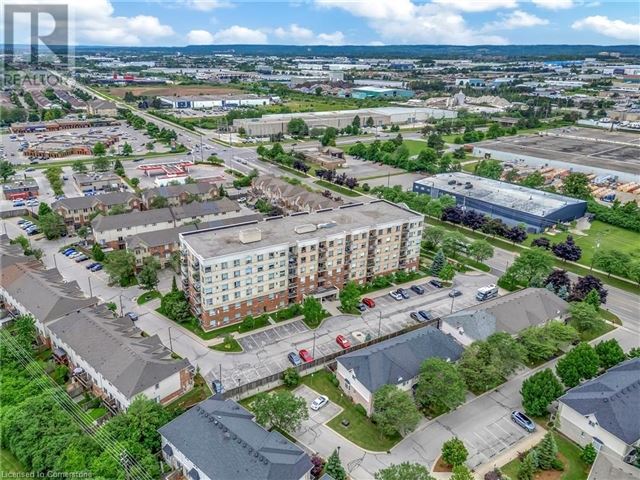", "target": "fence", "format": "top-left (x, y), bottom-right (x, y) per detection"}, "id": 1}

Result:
top-left (0, 208), bottom-right (38, 219)
top-left (223, 317), bottom-right (440, 400)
